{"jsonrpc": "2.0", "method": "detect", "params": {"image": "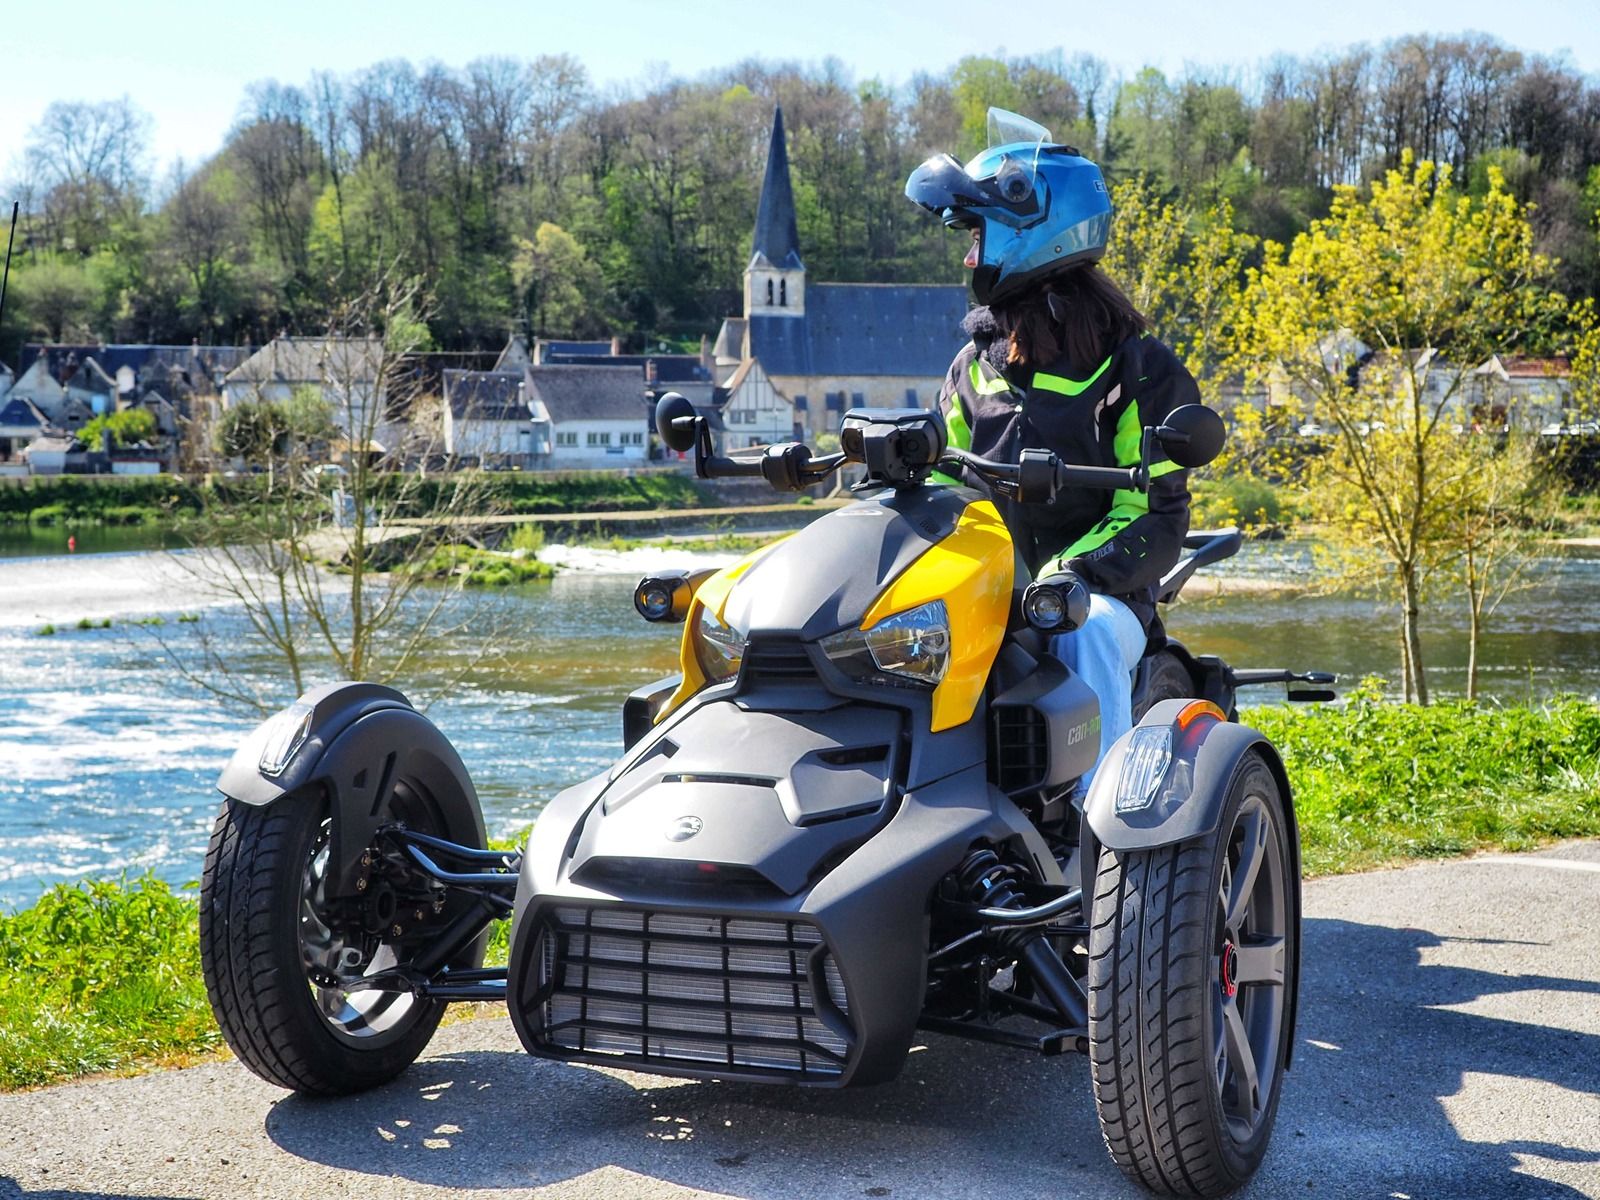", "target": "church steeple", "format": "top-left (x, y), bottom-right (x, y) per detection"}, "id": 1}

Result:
top-left (745, 106), bottom-right (805, 319)
top-left (751, 107), bottom-right (802, 270)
